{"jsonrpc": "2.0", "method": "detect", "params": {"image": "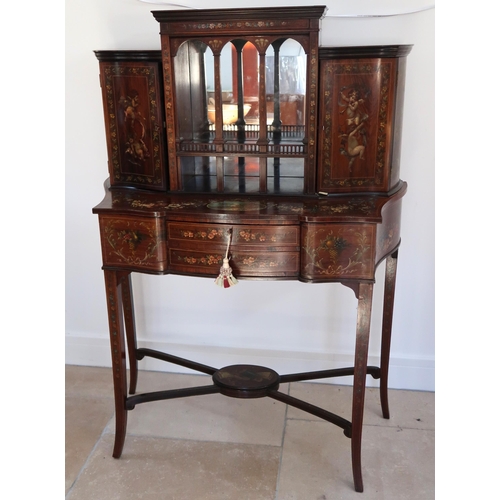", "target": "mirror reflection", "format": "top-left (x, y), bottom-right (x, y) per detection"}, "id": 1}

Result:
top-left (174, 37), bottom-right (307, 194)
